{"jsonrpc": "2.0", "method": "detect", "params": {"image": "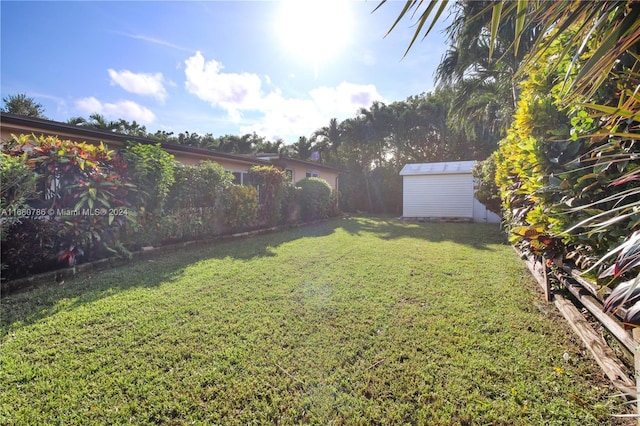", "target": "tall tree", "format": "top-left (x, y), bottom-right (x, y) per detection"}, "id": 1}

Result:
top-left (77, 113), bottom-right (120, 132)
top-left (1, 93), bottom-right (46, 118)
top-left (292, 136), bottom-right (313, 160)
top-left (358, 101), bottom-right (391, 168)
top-left (312, 117), bottom-right (342, 160)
